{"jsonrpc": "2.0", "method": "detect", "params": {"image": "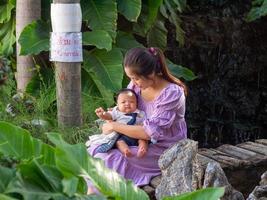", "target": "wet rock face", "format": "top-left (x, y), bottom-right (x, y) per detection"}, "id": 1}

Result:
top-left (166, 0), bottom-right (267, 147)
